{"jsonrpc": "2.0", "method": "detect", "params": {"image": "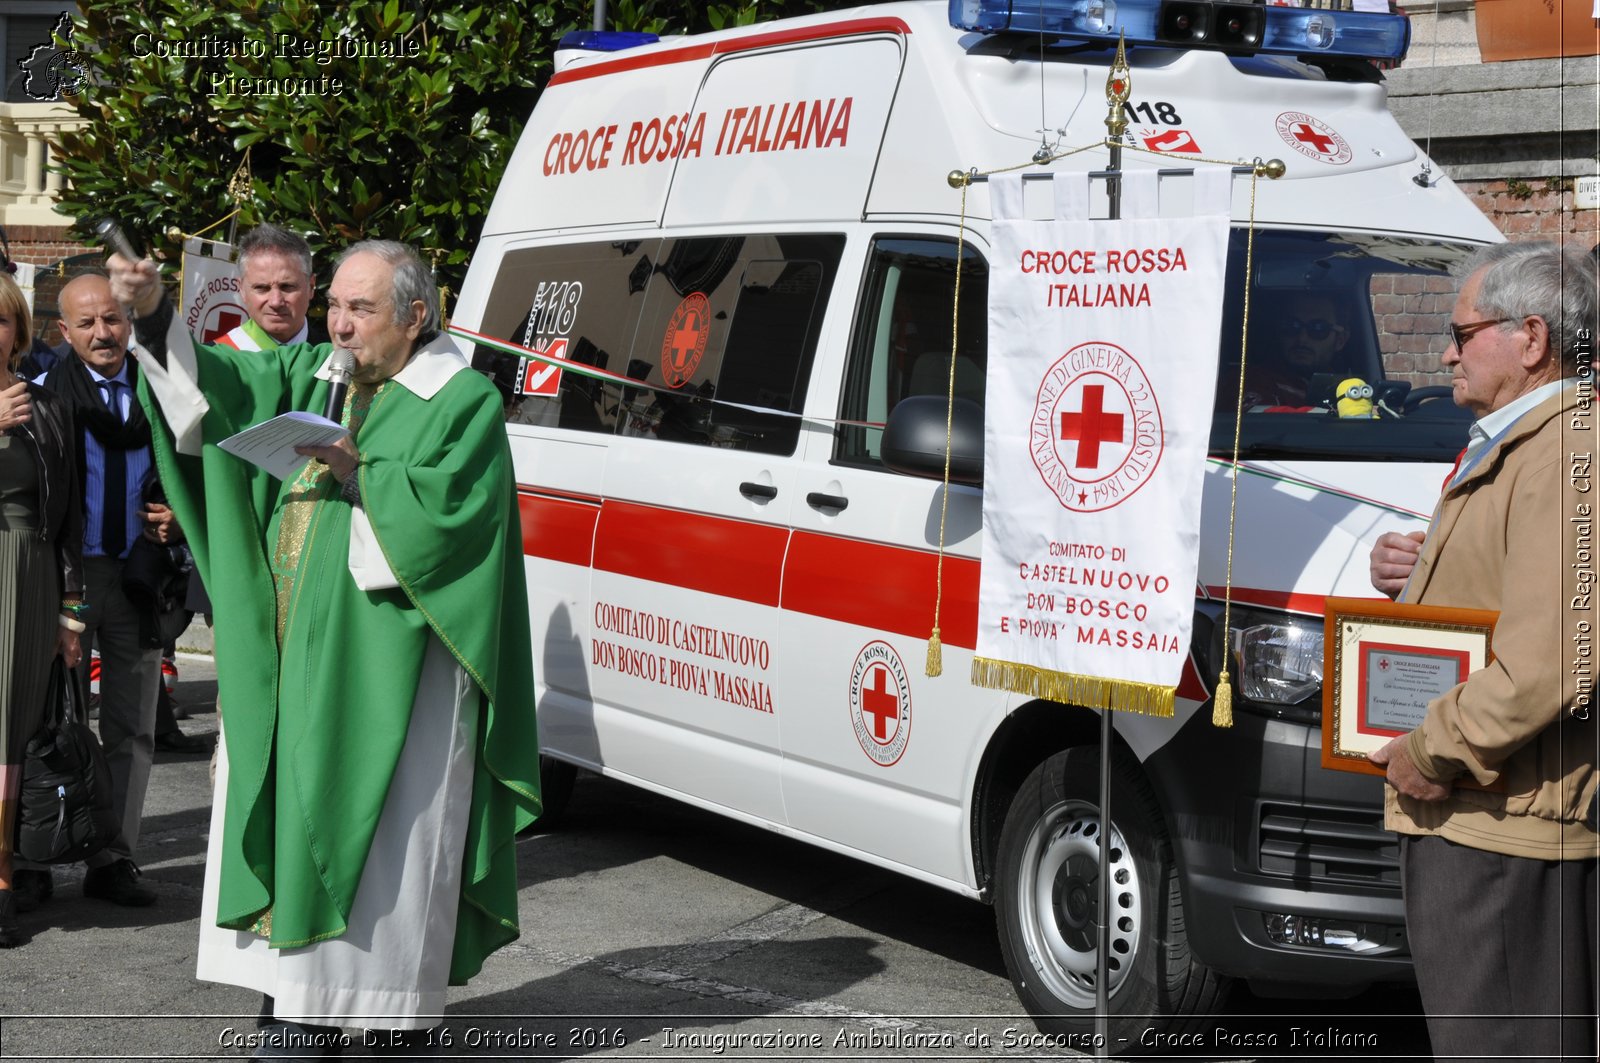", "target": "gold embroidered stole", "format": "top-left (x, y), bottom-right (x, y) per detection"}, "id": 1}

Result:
top-left (269, 382), bottom-right (381, 642)
top-left (254, 380), bottom-right (380, 938)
